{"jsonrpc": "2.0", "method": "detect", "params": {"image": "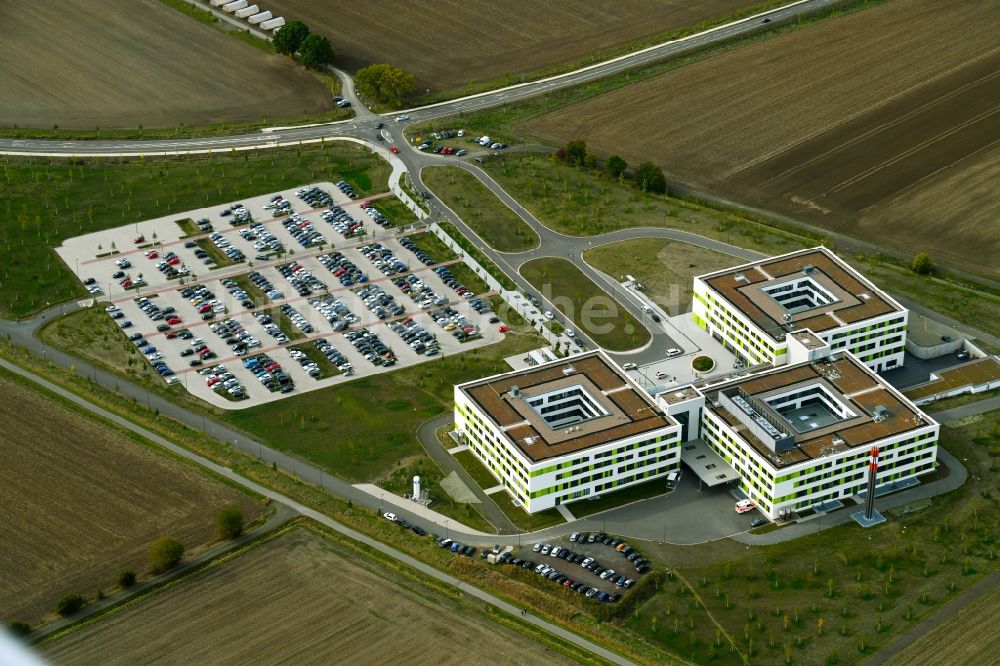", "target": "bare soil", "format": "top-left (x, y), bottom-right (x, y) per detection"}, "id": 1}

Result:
top-left (0, 0), bottom-right (333, 129)
top-left (45, 527), bottom-right (575, 665)
top-left (0, 374), bottom-right (261, 624)
top-left (266, 0), bottom-right (757, 95)
top-left (522, 0), bottom-right (1000, 278)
